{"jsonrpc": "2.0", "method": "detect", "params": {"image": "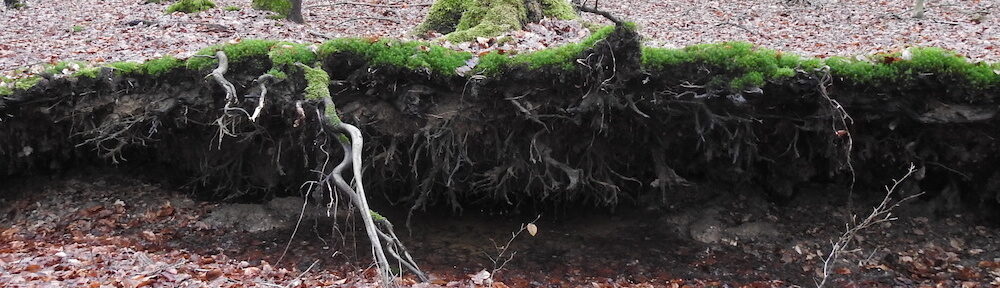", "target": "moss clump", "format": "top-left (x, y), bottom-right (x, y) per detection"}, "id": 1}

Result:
top-left (826, 48), bottom-right (999, 87)
top-left (476, 25), bottom-right (615, 73)
top-left (107, 62), bottom-right (141, 75)
top-left (165, 0), bottom-right (216, 13)
top-left (296, 63), bottom-right (345, 125)
top-left (369, 210), bottom-right (386, 221)
top-left (72, 67), bottom-right (101, 79)
top-left (417, 0), bottom-right (578, 43)
top-left (448, 0), bottom-right (527, 42)
top-left (186, 39), bottom-right (278, 71)
top-left (641, 43), bottom-right (999, 91)
top-left (318, 38), bottom-right (472, 75)
top-left (46, 61), bottom-right (88, 75)
top-left (223, 5), bottom-right (241, 11)
top-left (251, 0), bottom-right (291, 18)
top-left (139, 56), bottom-right (183, 76)
top-left (641, 42), bottom-right (808, 90)
top-left (268, 43), bottom-right (316, 66)
top-left (265, 68), bottom-right (287, 79)
top-left (0, 76), bottom-right (42, 96)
